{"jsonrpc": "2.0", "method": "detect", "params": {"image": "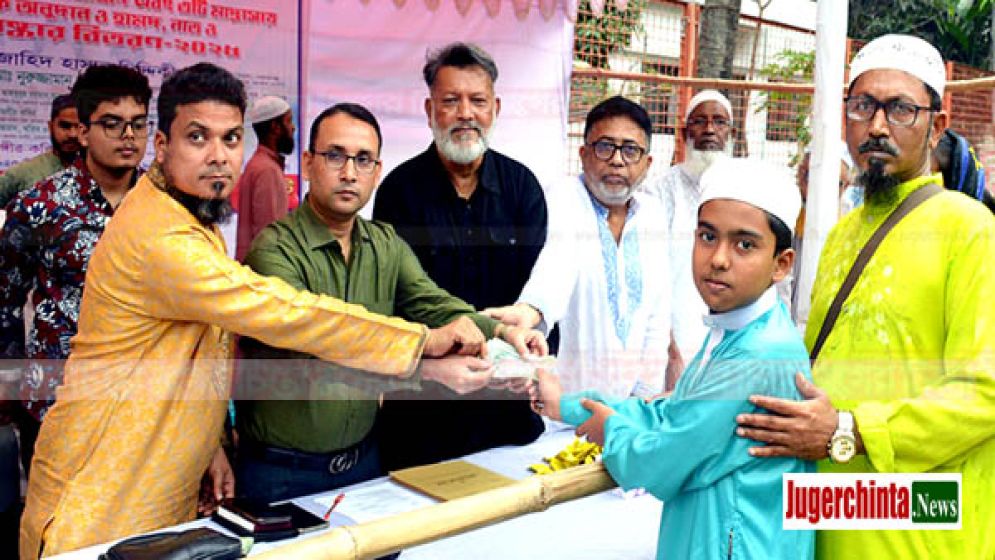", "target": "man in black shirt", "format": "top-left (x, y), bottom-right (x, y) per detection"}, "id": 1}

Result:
top-left (373, 42), bottom-right (547, 469)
